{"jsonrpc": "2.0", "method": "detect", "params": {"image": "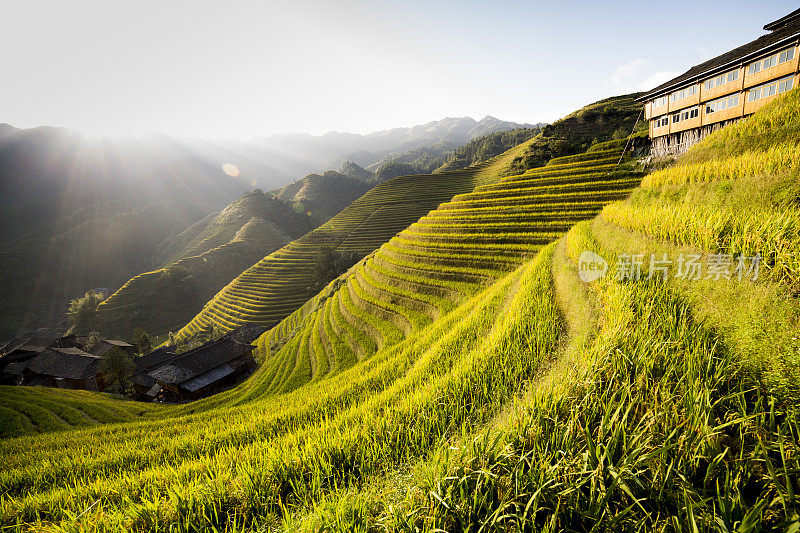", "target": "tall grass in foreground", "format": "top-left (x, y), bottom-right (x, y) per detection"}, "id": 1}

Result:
top-left (294, 222), bottom-right (800, 532)
top-left (604, 89), bottom-right (800, 292)
top-left (642, 141), bottom-right (800, 188)
top-left (0, 246), bottom-right (563, 531)
top-left (601, 181), bottom-right (800, 291)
